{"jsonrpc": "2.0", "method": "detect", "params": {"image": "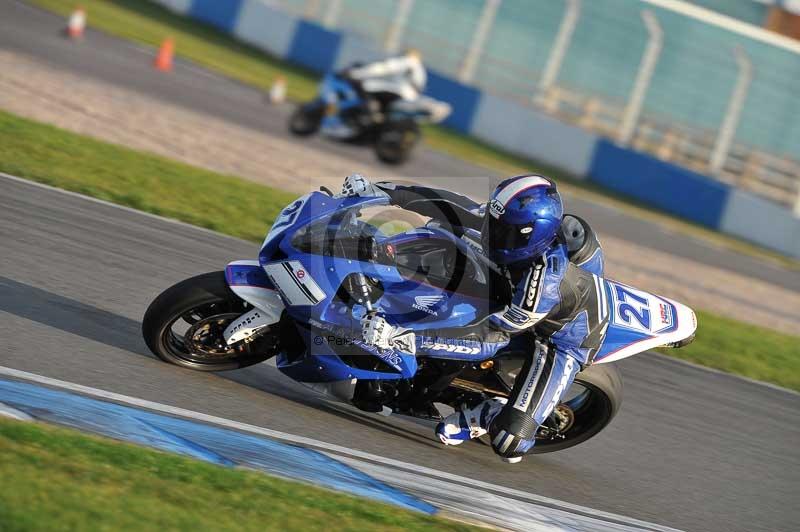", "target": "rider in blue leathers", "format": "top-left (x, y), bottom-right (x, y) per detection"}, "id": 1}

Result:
top-left (342, 173), bottom-right (608, 463)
